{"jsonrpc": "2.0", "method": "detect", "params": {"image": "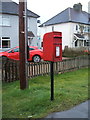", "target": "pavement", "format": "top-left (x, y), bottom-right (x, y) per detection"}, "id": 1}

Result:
top-left (46, 100), bottom-right (90, 119)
